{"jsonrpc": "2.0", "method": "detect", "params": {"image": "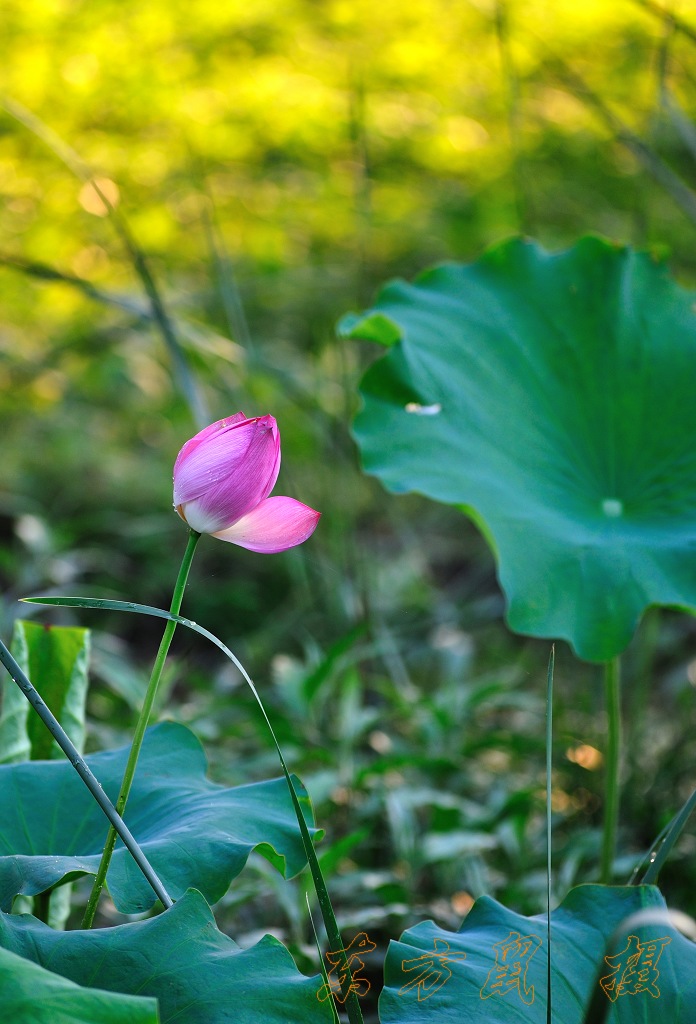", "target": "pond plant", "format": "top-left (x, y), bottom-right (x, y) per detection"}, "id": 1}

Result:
top-left (1, 236), bottom-right (695, 1022)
